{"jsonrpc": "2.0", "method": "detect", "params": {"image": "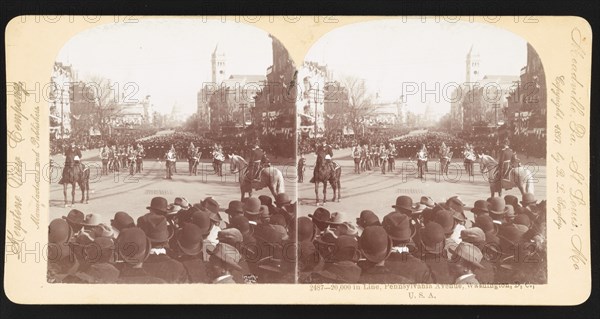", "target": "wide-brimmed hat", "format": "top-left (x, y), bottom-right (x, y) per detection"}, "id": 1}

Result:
top-left (382, 212), bottom-right (415, 242)
top-left (208, 243), bottom-right (243, 271)
top-left (62, 209), bottom-right (84, 225)
top-left (359, 226), bottom-right (392, 263)
top-left (243, 197), bottom-right (261, 215)
top-left (356, 210), bottom-right (381, 228)
top-left (225, 200), bottom-right (244, 215)
top-left (470, 200), bottom-right (490, 215)
top-left (116, 227), bottom-right (151, 264)
top-left (190, 209), bottom-right (212, 236)
top-left (392, 196), bottom-right (415, 214)
top-left (327, 212), bottom-right (346, 225)
top-left (137, 213), bottom-right (174, 243)
top-left (91, 223), bottom-right (114, 238)
top-left (146, 197), bottom-right (170, 214)
top-left (433, 210), bottom-right (455, 235)
top-left (275, 193), bottom-right (292, 206)
top-left (419, 222), bottom-right (446, 254)
top-left (176, 223), bottom-right (203, 256)
top-left (460, 227), bottom-right (486, 245)
top-left (520, 193), bottom-right (537, 206)
top-left (217, 228), bottom-right (243, 246)
top-left (111, 212), bottom-right (135, 231)
top-left (308, 207), bottom-right (331, 230)
top-left (420, 196), bottom-right (436, 208)
top-left (335, 222), bottom-right (358, 237)
top-left (488, 197), bottom-right (507, 216)
top-left (298, 217), bottom-right (317, 242)
top-left (201, 197), bottom-right (220, 215)
top-left (450, 242), bottom-right (485, 269)
top-left (49, 218), bottom-right (73, 244)
top-left (81, 213), bottom-right (101, 227)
